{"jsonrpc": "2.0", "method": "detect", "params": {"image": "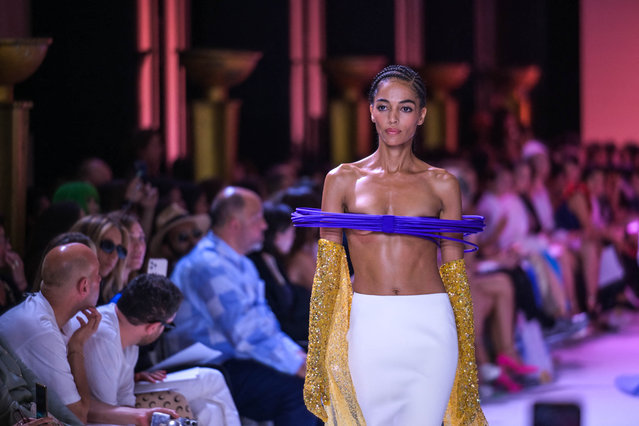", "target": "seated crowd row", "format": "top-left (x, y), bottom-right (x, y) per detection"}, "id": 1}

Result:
top-left (1, 137), bottom-right (639, 423)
